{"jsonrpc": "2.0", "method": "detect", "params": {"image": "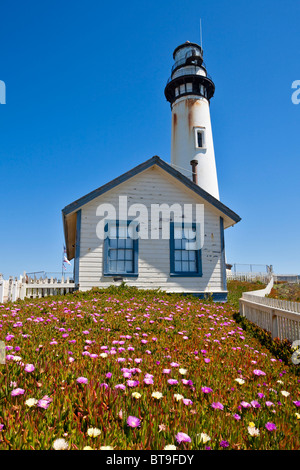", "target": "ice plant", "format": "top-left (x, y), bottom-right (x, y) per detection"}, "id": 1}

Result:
top-left (175, 432), bottom-right (191, 444)
top-left (25, 398), bottom-right (38, 407)
top-left (76, 377), bottom-right (88, 384)
top-left (253, 369), bottom-right (266, 376)
top-left (265, 422), bottom-right (277, 431)
top-left (52, 438), bottom-right (69, 450)
top-left (151, 391), bottom-right (163, 399)
top-left (11, 388), bottom-right (25, 396)
top-left (127, 416), bottom-right (141, 428)
top-left (87, 427), bottom-right (101, 438)
top-left (211, 402), bottom-right (224, 410)
top-left (198, 433), bottom-right (211, 444)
